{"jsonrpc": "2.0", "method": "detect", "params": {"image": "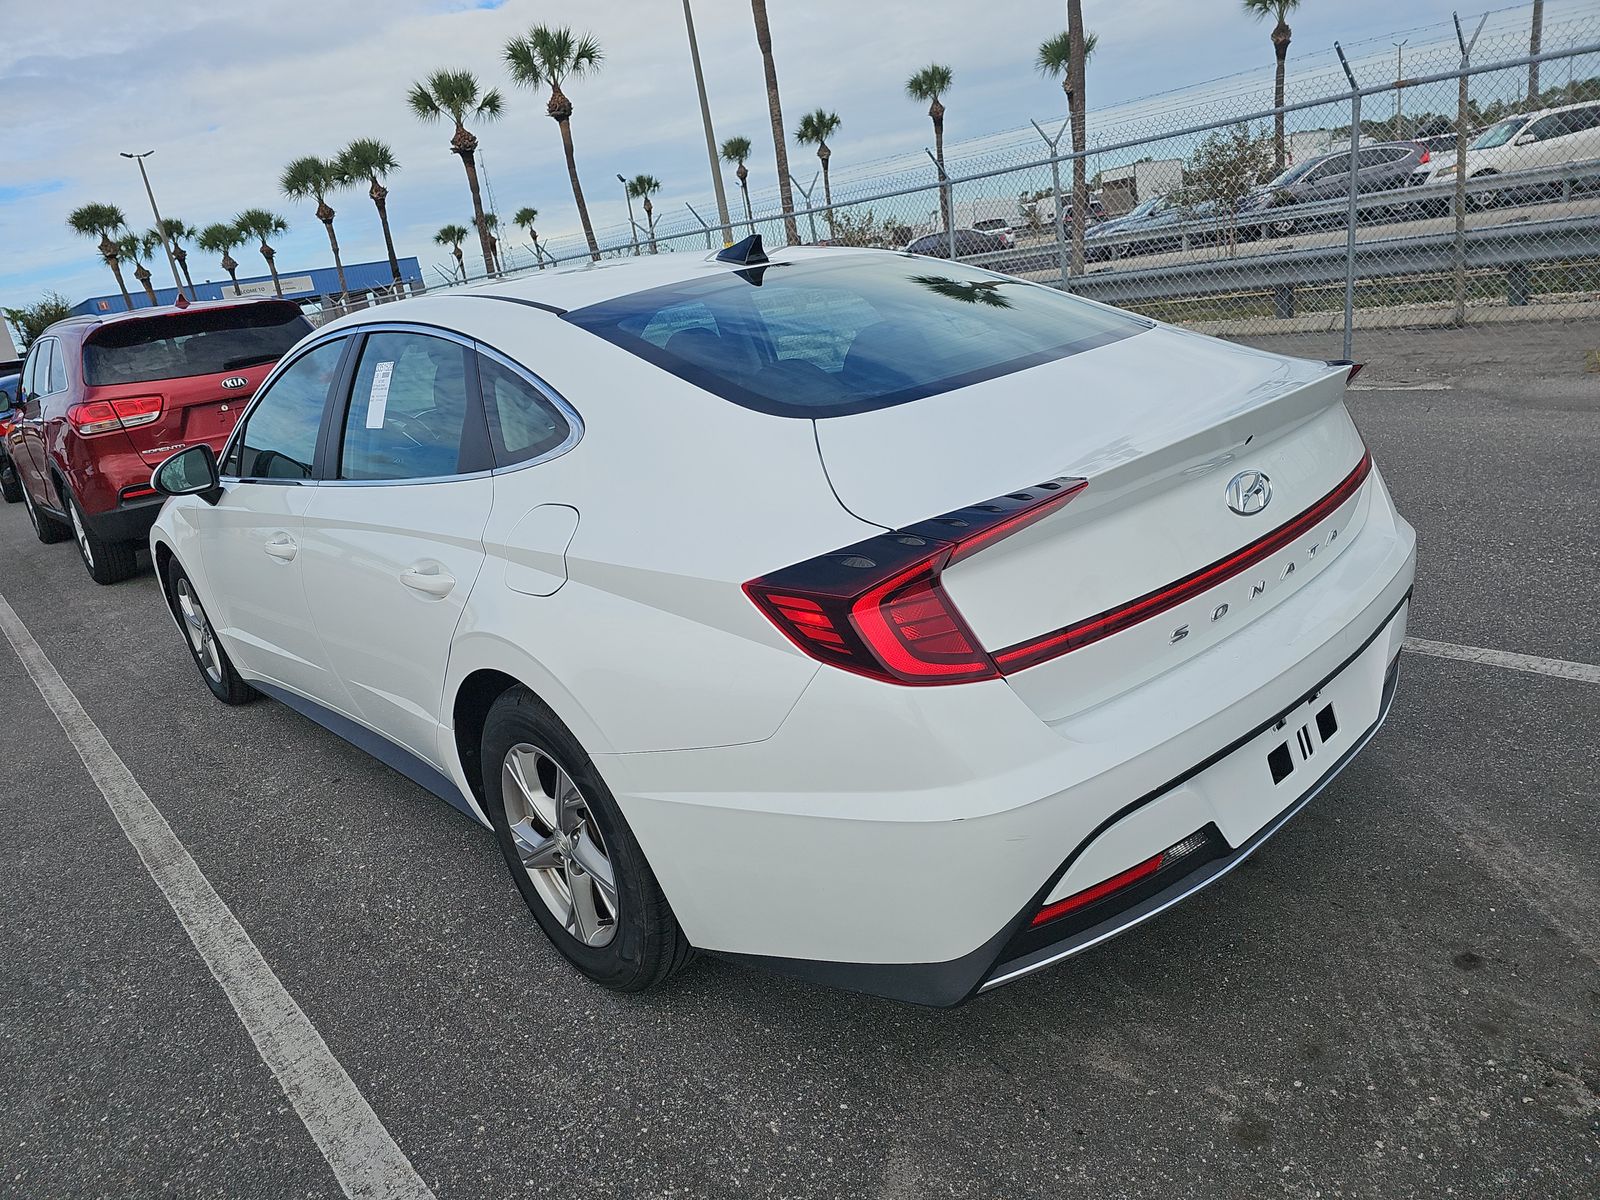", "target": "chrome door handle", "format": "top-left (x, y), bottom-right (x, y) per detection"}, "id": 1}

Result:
top-left (400, 566), bottom-right (456, 597)
top-left (263, 534), bottom-right (298, 562)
